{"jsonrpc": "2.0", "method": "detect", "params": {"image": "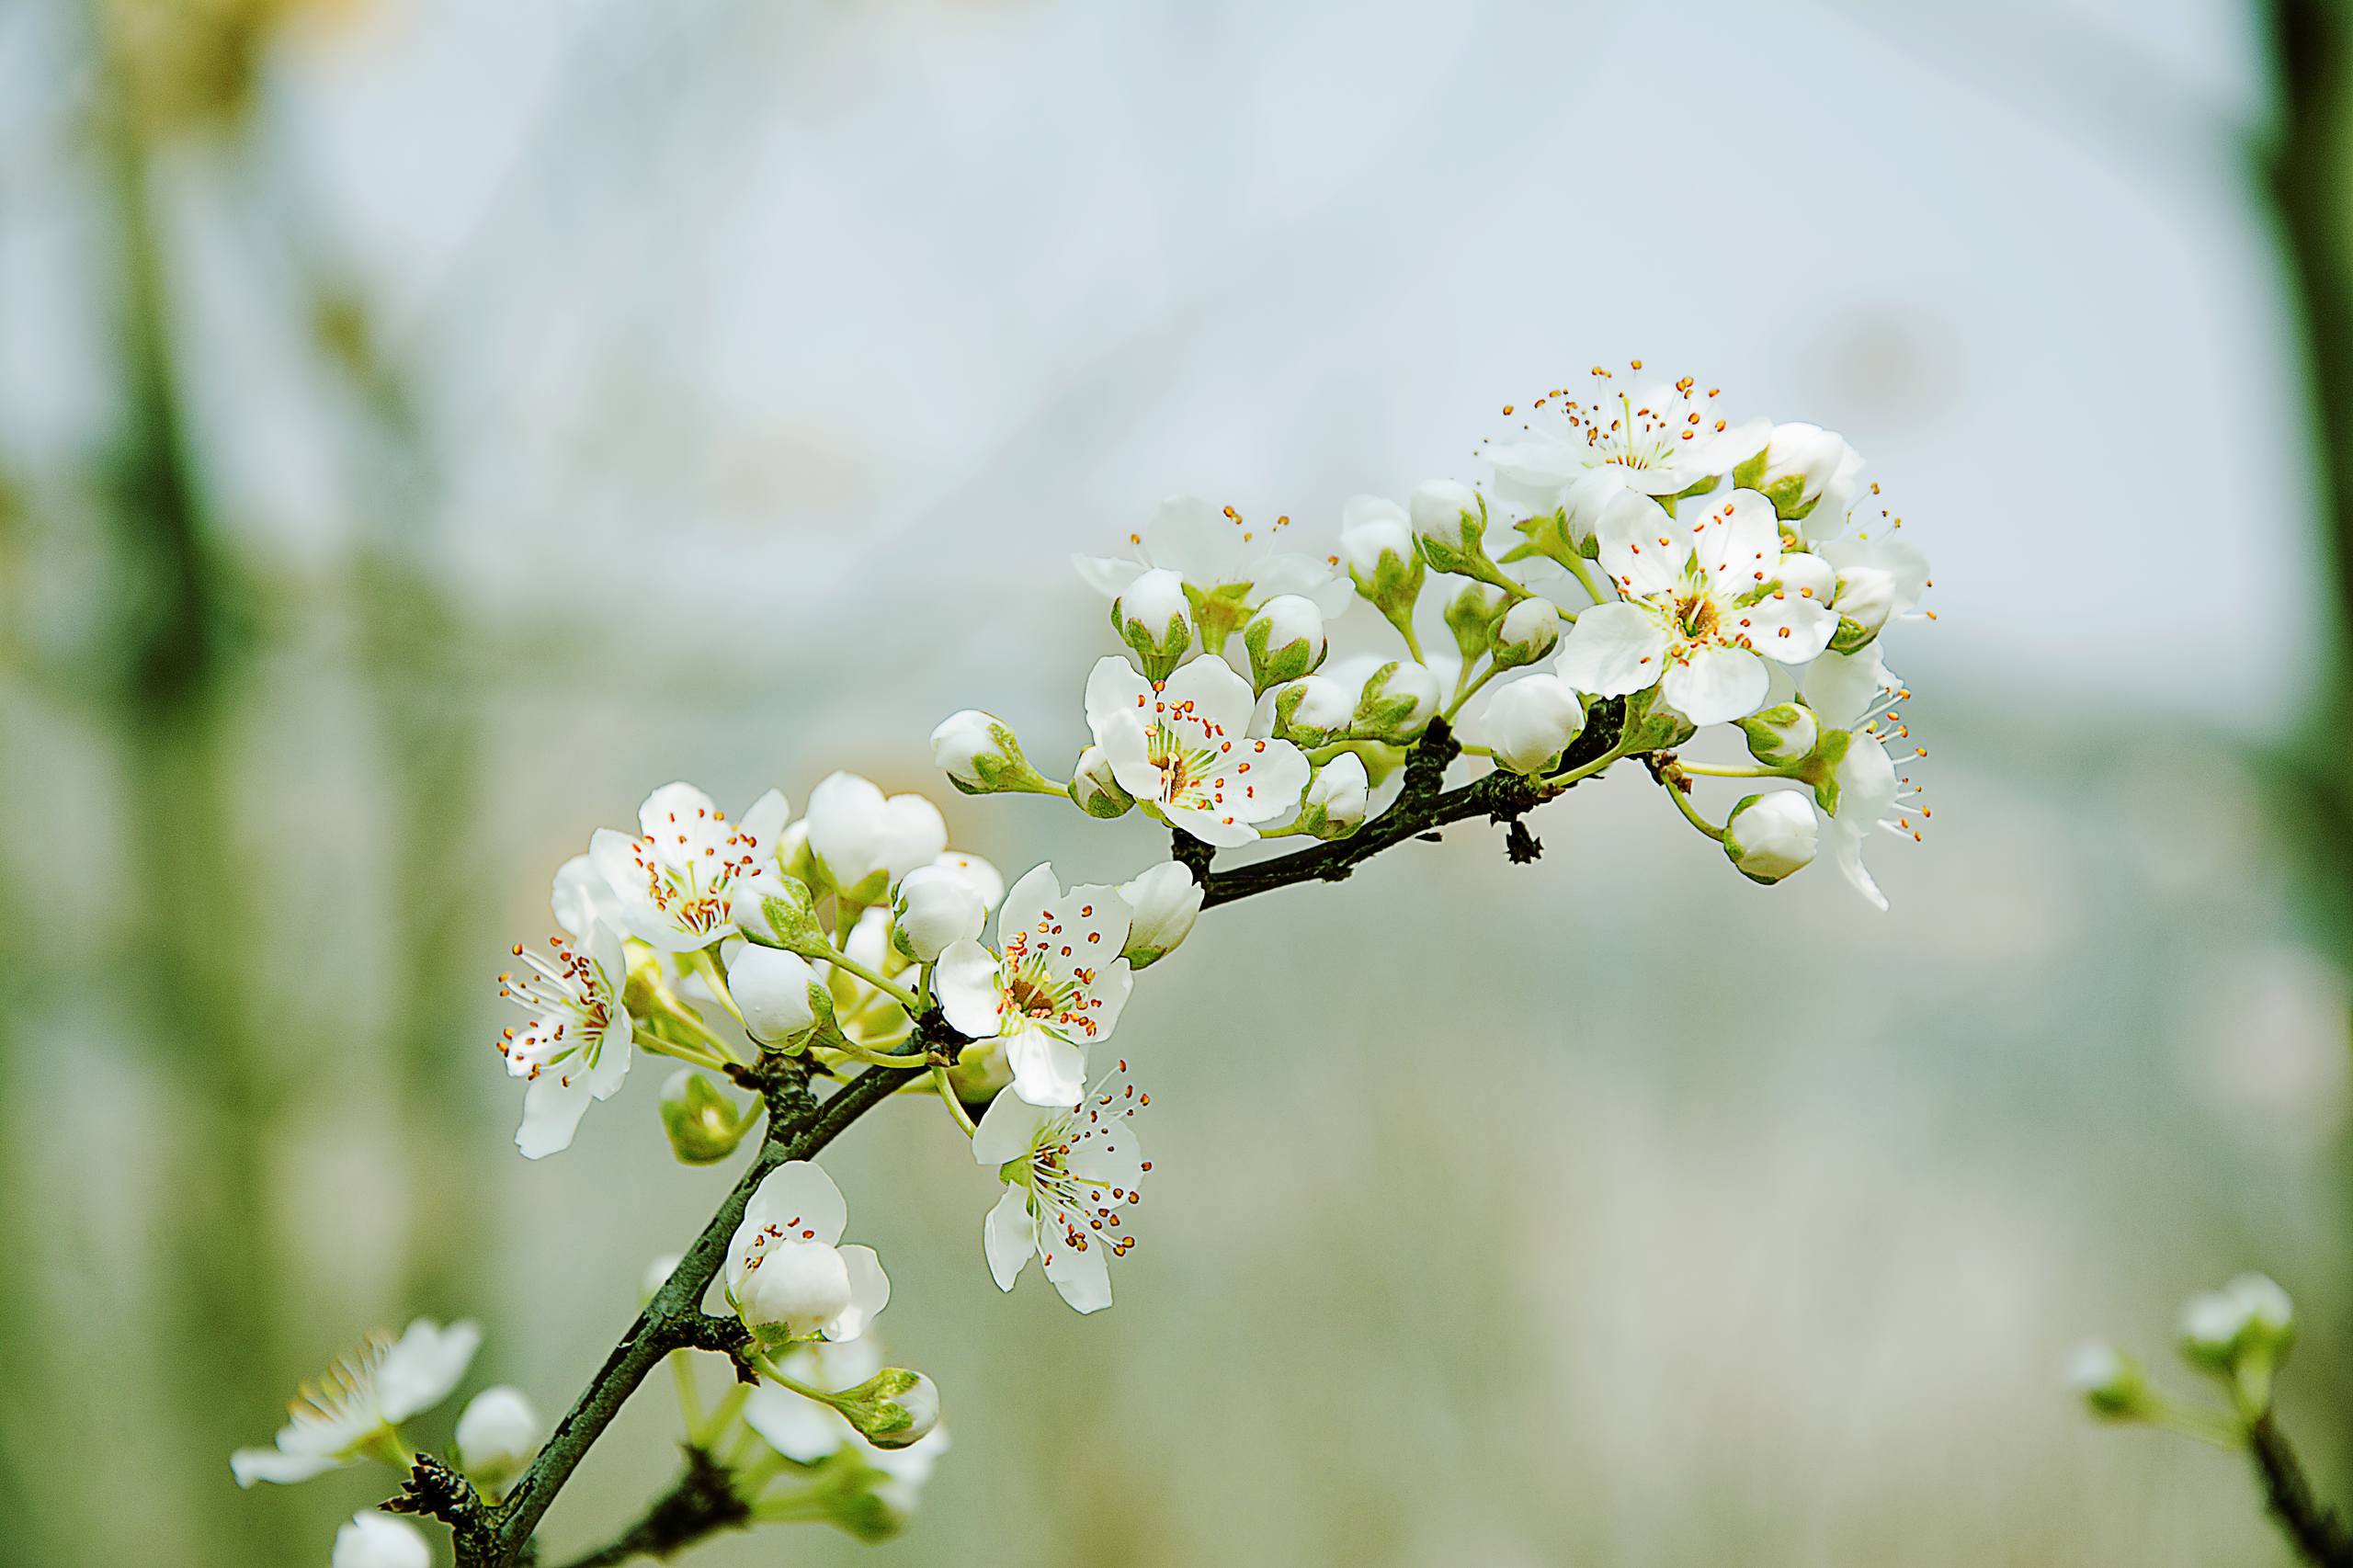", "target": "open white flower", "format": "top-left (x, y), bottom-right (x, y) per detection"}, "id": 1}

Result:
top-left (1084, 654), bottom-right (1310, 846)
top-left (1558, 488), bottom-right (1836, 723)
top-left (1818, 730), bottom-right (1925, 911)
top-left (231, 1320), bottom-right (482, 1486)
top-left (1484, 366), bottom-right (1769, 511)
top-left (1074, 494), bottom-right (1351, 617)
top-left (804, 772), bottom-right (948, 904)
top-left (589, 783), bottom-right (792, 952)
top-left (973, 1066), bottom-right (1148, 1313)
top-left (724, 1162), bottom-right (890, 1345)
top-left (497, 856), bottom-right (636, 1159)
top-left (937, 864), bottom-right (1133, 1108)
